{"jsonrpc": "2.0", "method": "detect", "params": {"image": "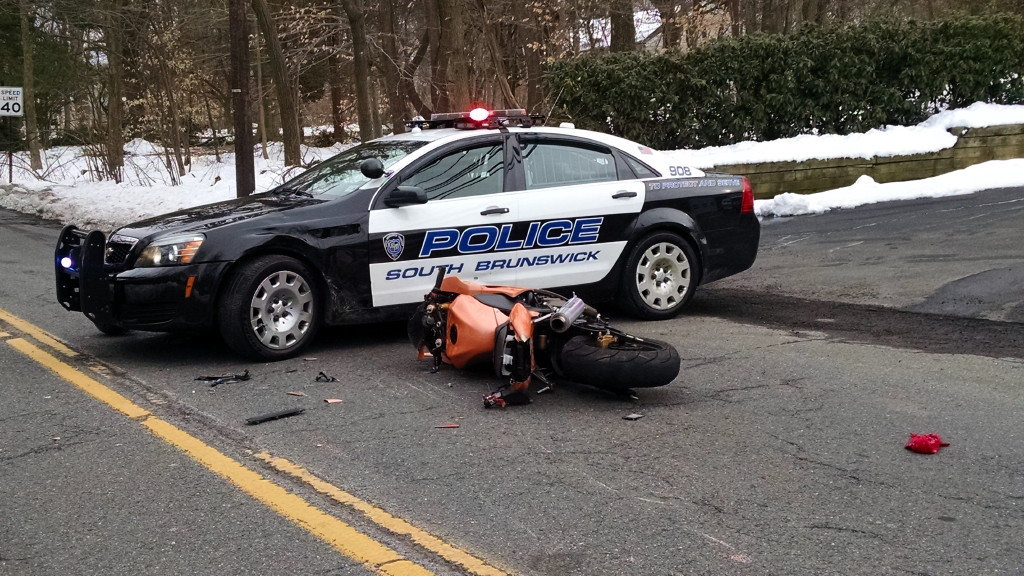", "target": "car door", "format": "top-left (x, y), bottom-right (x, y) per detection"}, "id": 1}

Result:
top-left (510, 135), bottom-right (645, 289)
top-left (367, 135), bottom-right (520, 307)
